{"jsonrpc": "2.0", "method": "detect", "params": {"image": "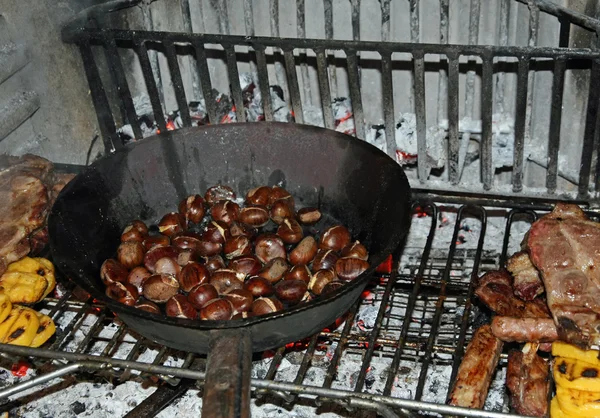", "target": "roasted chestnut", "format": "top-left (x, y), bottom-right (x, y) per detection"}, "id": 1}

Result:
top-left (245, 186), bottom-right (271, 207)
top-left (188, 283), bottom-right (219, 309)
top-left (142, 274), bottom-right (180, 303)
top-left (225, 289), bottom-right (254, 314)
top-left (341, 241), bottom-right (369, 261)
top-left (229, 221), bottom-right (256, 238)
top-left (134, 300), bottom-right (161, 314)
top-left (297, 207), bottom-right (321, 225)
top-left (269, 186), bottom-right (293, 208)
top-left (200, 298), bottom-right (234, 320)
top-left (204, 255), bottom-right (226, 273)
top-left (158, 212), bottom-right (186, 236)
top-left (165, 294), bottom-right (197, 319)
top-left (210, 269), bottom-right (245, 294)
top-left (308, 269), bottom-right (336, 295)
top-left (154, 257), bottom-right (181, 276)
top-left (258, 257), bottom-right (289, 283)
top-left (105, 282), bottom-right (139, 306)
top-left (143, 235), bottom-right (170, 251)
top-left (171, 233), bottom-right (203, 253)
top-left (244, 276), bottom-right (275, 298)
top-left (311, 249), bottom-right (339, 272)
top-left (195, 240), bottom-right (222, 257)
top-left (100, 259), bottom-right (128, 286)
top-left (223, 235), bottom-right (252, 259)
top-left (130, 220), bottom-right (149, 235)
top-left (202, 220), bottom-right (230, 244)
top-left (229, 255), bottom-right (262, 276)
top-left (270, 199), bottom-right (294, 224)
top-left (275, 279), bottom-right (307, 305)
top-left (211, 200), bottom-right (240, 225)
top-left (335, 257), bottom-right (370, 281)
top-left (277, 218), bottom-right (303, 244)
top-left (178, 262), bottom-right (210, 292)
top-left (239, 206), bottom-right (270, 228)
top-left (284, 264), bottom-right (312, 283)
top-left (252, 297), bottom-right (283, 316)
top-left (121, 224), bottom-right (146, 243)
top-left (322, 281), bottom-right (344, 295)
top-left (289, 236), bottom-right (317, 265)
top-left (319, 225), bottom-right (351, 252)
top-left (232, 311), bottom-right (255, 320)
top-left (204, 185), bottom-right (236, 206)
top-left (117, 241), bottom-right (145, 269)
top-left (144, 246), bottom-right (179, 273)
top-left (177, 250), bottom-right (200, 266)
top-left (254, 233), bottom-right (286, 264)
top-left (178, 195), bottom-right (206, 224)
top-left (127, 266), bottom-right (152, 293)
